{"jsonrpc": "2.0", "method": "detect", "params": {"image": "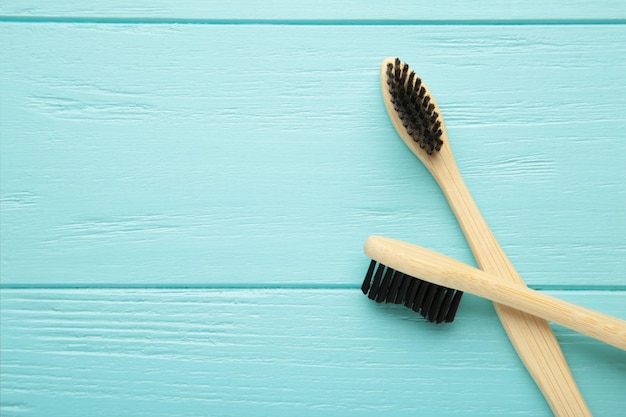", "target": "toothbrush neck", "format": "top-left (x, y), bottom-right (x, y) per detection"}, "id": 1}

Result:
top-left (429, 155), bottom-right (524, 286)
